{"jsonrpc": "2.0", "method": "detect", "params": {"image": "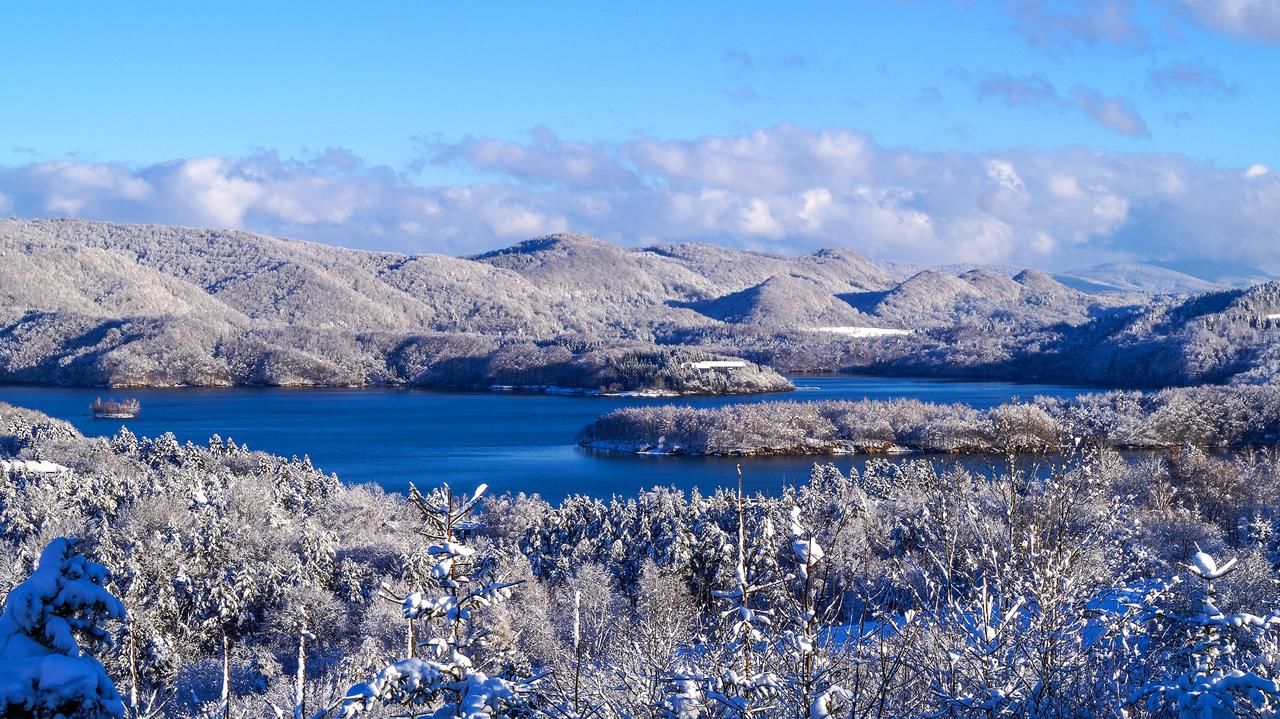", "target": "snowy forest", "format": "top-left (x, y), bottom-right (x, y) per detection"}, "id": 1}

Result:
top-left (5, 399), bottom-right (1280, 718)
top-left (6, 219), bottom-right (1280, 718)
